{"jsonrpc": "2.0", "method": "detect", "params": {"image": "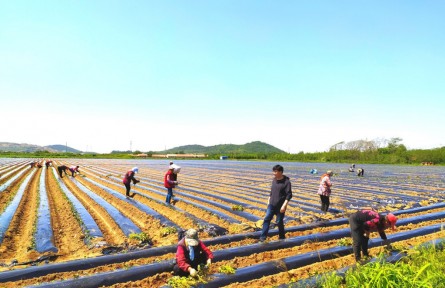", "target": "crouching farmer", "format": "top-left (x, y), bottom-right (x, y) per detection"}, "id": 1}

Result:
top-left (174, 229), bottom-right (213, 277)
